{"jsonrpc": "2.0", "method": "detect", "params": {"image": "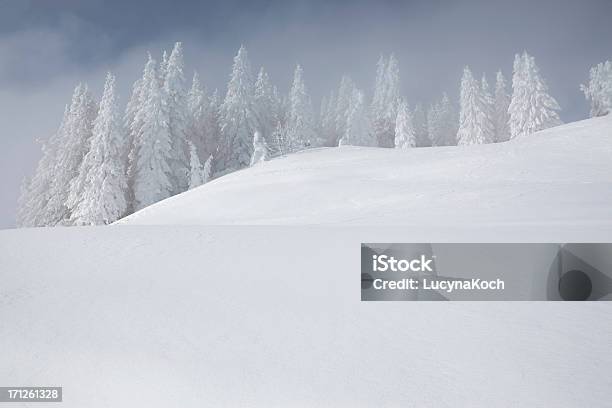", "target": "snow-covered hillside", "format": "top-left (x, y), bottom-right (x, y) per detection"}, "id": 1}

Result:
top-left (2, 226), bottom-right (612, 408)
top-left (4, 117), bottom-right (612, 407)
top-left (118, 116), bottom-right (612, 226)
